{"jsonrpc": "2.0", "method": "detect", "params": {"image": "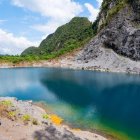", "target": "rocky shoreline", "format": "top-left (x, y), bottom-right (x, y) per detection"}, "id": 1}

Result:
top-left (0, 53), bottom-right (140, 75)
top-left (0, 97), bottom-right (107, 140)
top-left (1, 47), bottom-right (140, 75)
